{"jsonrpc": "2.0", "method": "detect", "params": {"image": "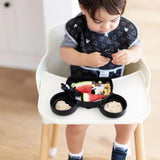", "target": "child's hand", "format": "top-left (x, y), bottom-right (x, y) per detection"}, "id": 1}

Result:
top-left (111, 49), bottom-right (135, 65)
top-left (87, 52), bottom-right (110, 68)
